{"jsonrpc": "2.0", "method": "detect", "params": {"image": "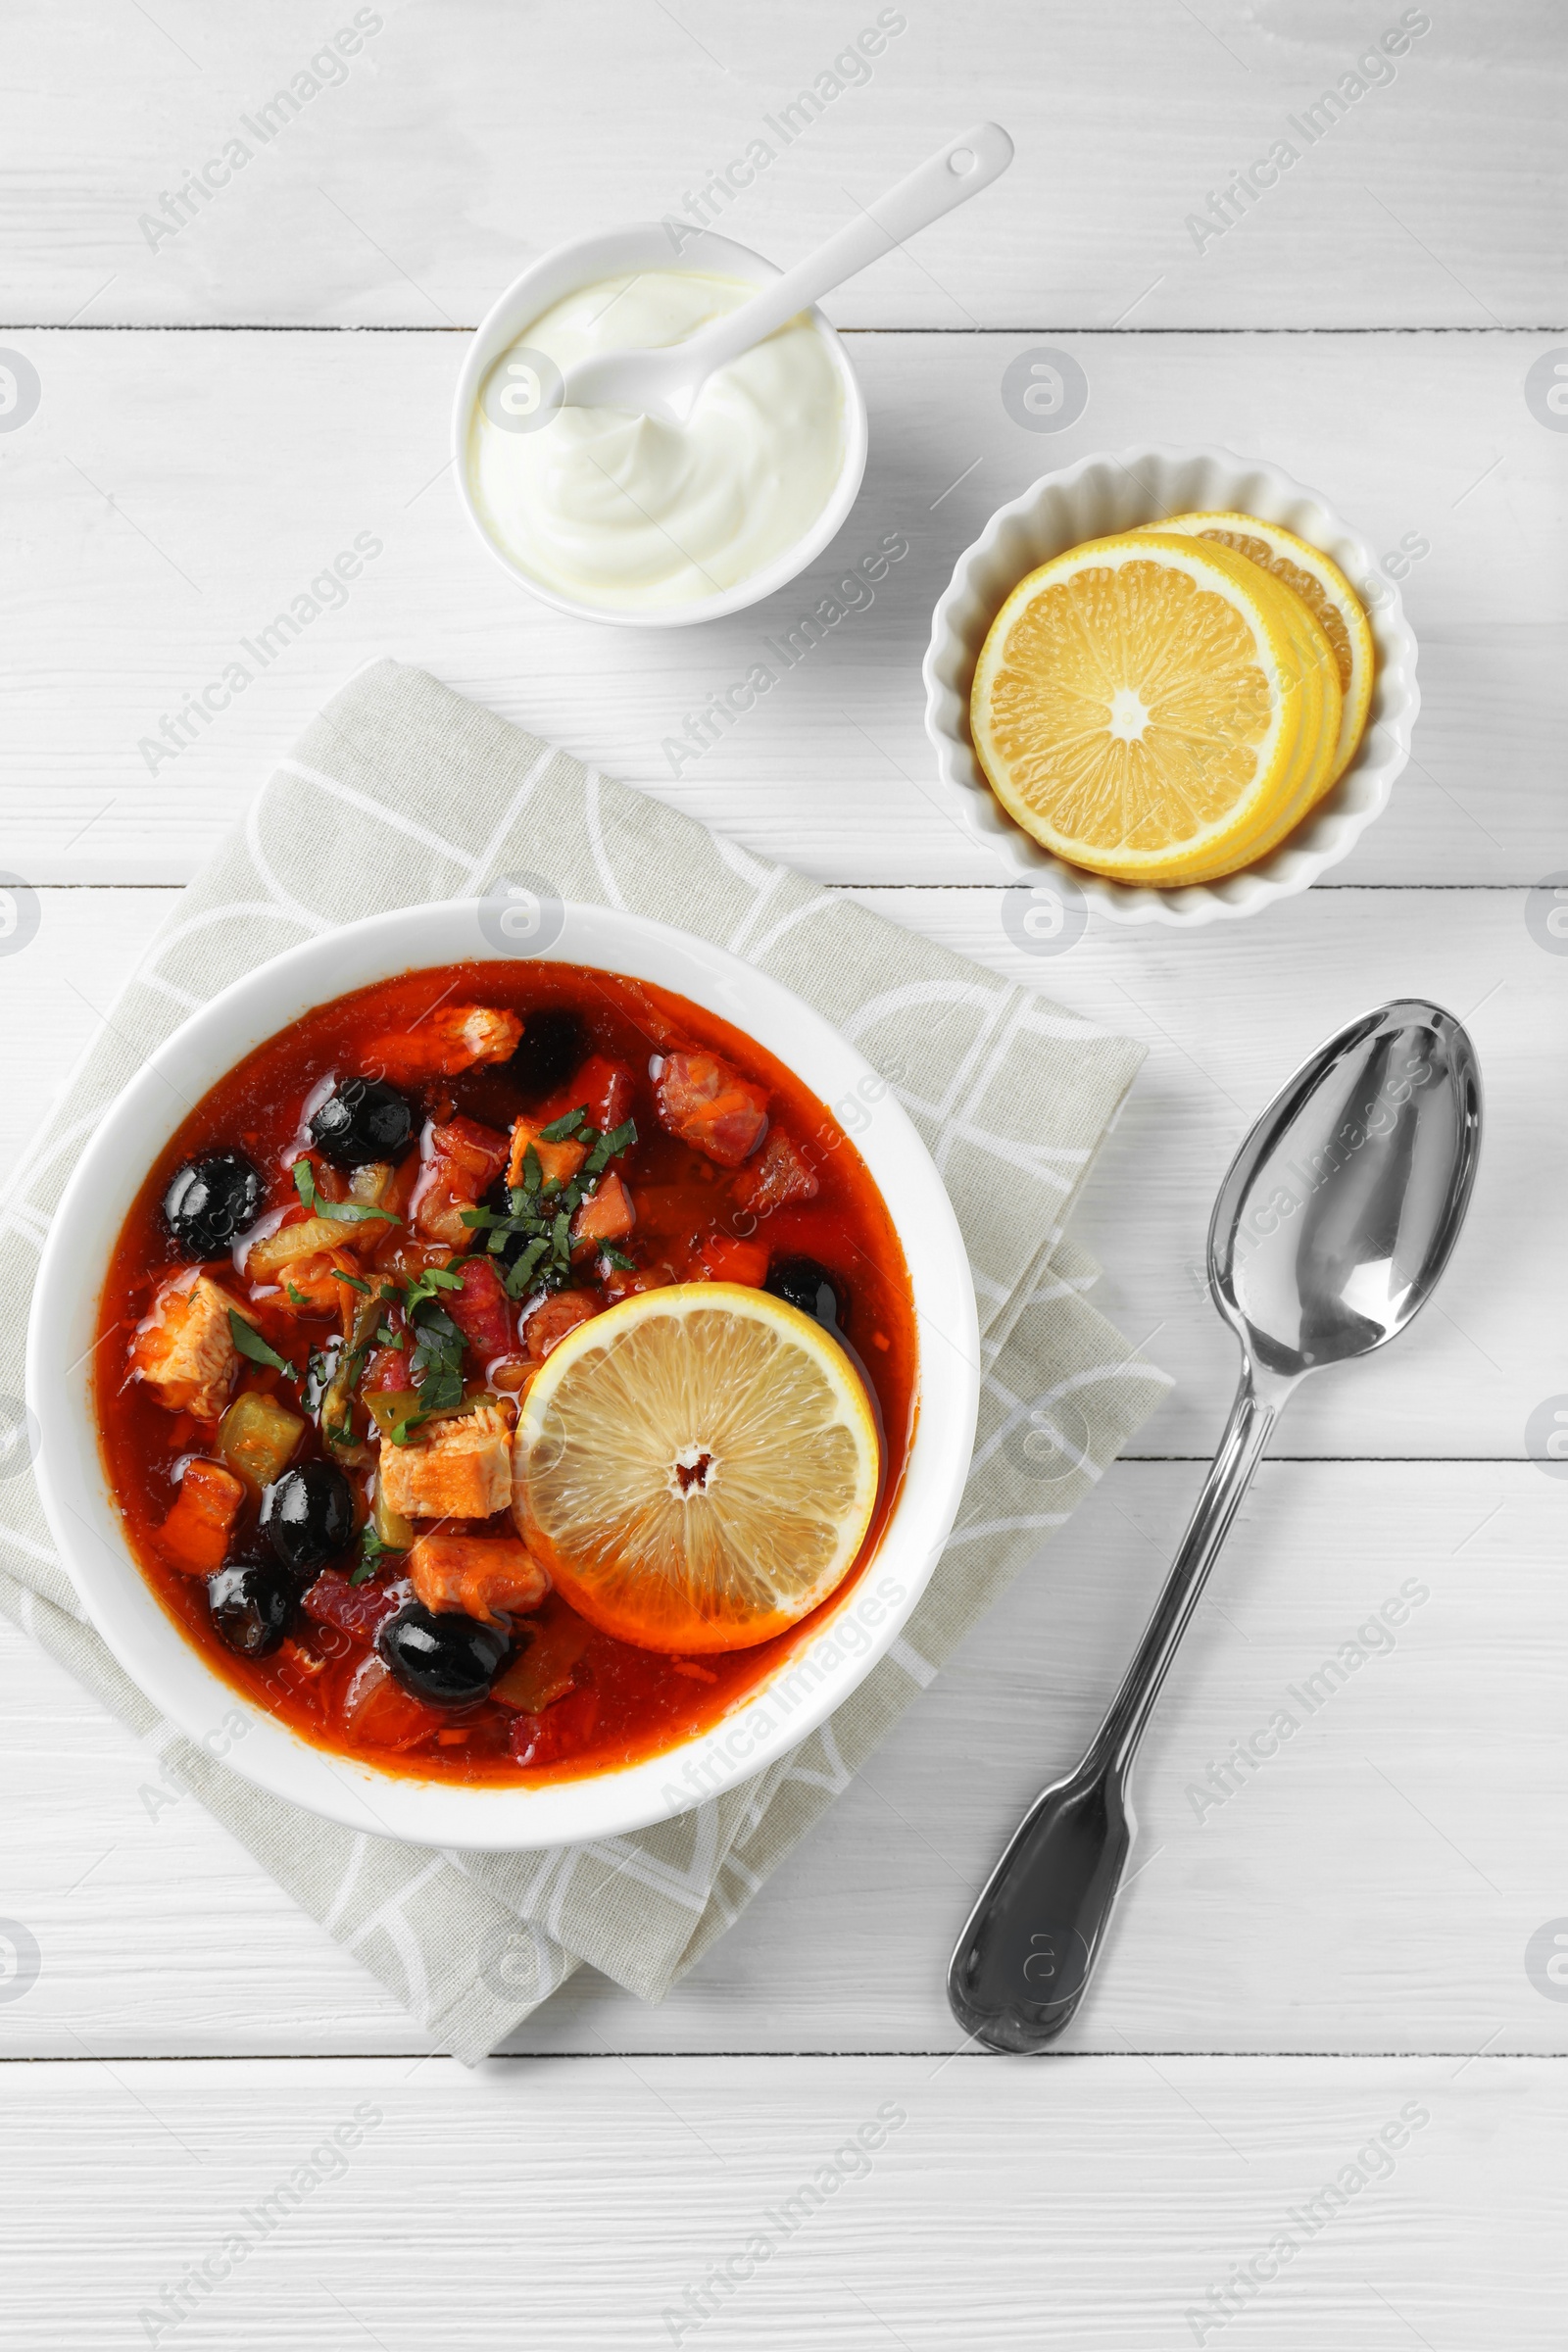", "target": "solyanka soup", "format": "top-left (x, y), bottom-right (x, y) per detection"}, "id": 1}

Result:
top-left (94, 961), bottom-right (916, 1784)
